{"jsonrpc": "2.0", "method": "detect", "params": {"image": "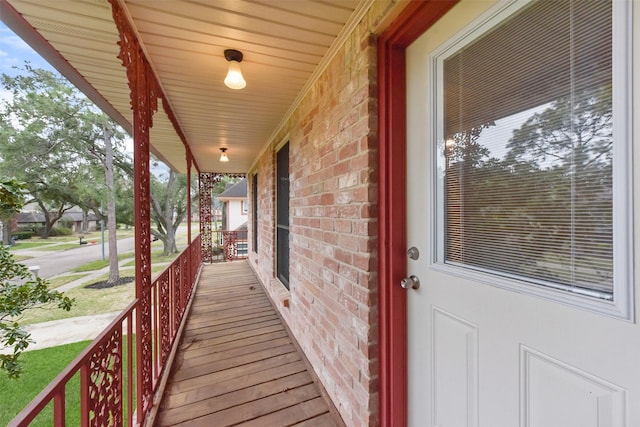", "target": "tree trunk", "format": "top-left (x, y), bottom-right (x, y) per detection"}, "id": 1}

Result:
top-left (82, 208), bottom-right (89, 232)
top-left (162, 230), bottom-right (178, 255)
top-left (162, 185), bottom-right (178, 255)
top-left (104, 125), bottom-right (120, 285)
top-left (1, 221), bottom-right (9, 245)
top-left (38, 202), bottom-right (61, 239)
